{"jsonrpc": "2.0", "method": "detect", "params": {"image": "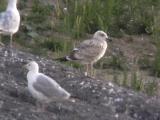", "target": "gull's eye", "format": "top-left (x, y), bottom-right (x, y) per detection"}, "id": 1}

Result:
top-left (99, 33), bottom-right (105, 37)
